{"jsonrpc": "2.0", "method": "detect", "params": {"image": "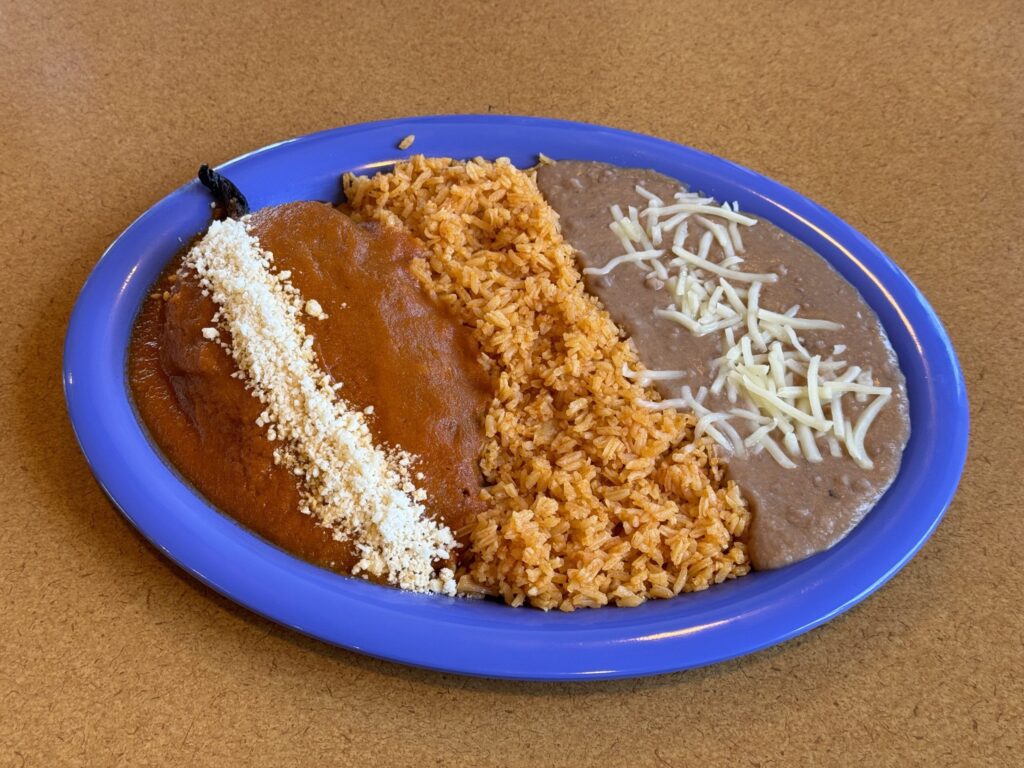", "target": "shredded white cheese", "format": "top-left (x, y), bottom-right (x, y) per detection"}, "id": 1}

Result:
top-left (185, 218), bottom-right (456, 594)
top-left (582, 249), bottom-right (665, 277)
top-left (601, 185), bottom-right (894, 470)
